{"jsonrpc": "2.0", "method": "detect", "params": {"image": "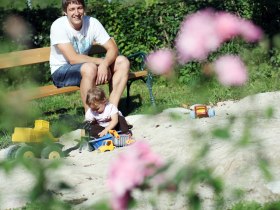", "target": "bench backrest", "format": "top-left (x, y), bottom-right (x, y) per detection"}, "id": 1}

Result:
top-left (0, 44), bottom-right (107, 69)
